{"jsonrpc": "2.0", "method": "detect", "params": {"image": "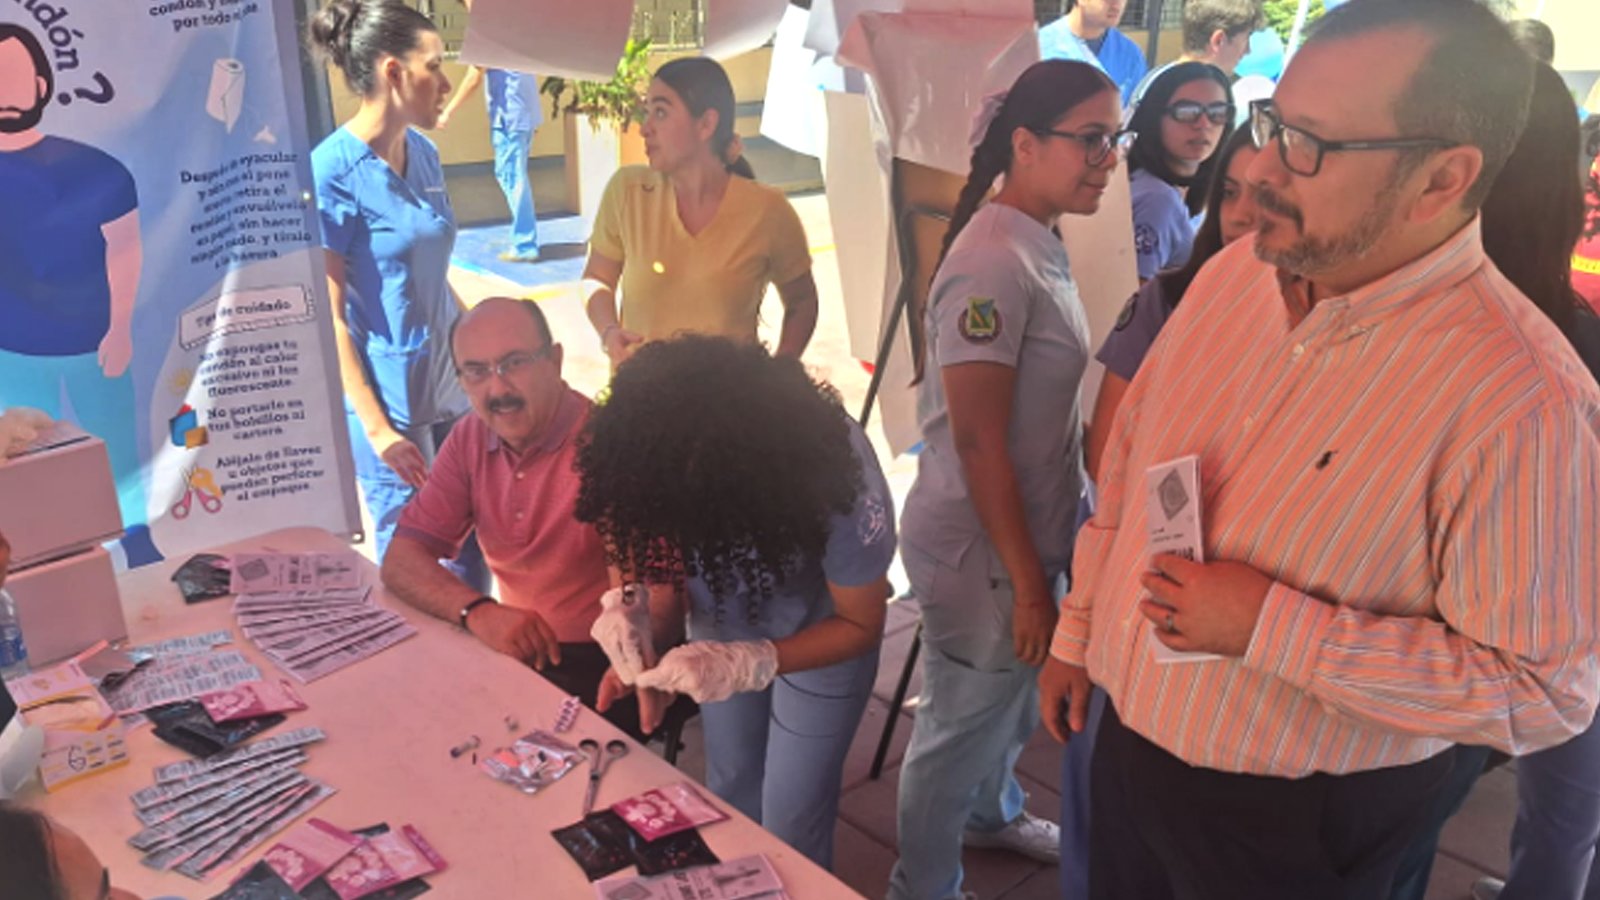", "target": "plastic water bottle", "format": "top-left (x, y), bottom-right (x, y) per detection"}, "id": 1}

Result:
top-left (0, 589), bottom-right (27, 681)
